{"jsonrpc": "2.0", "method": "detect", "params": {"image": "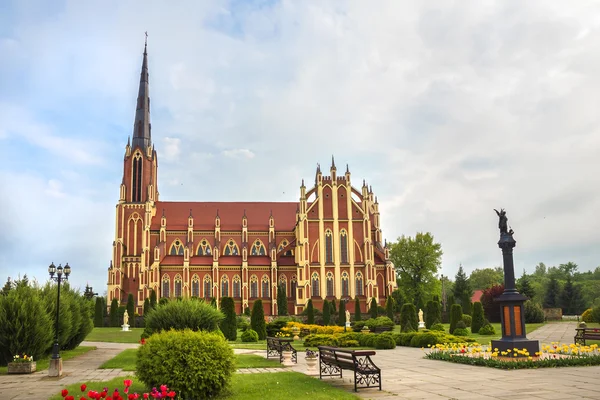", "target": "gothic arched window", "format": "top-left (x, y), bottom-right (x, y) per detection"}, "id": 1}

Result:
top-left (203, 275), bottom-right (212, 299)
top-left (278, 274), bottom-right (287, 295)
top-left (174, 274), bottom-right (182, 298)
top-left (250, 275), bottom-right (258, 298)
top-left (355, 272), bottom-right (364, 296)
top-left (261, 275), bottom-right (270, 298)
top-left (341, 271), bottom-right (349, 297)
top-left (169, 239), bottom-right (184, 256)
top-left (325, 230), bottom-right (333, 263)
top-left (223, 239), bottom-right (239, 256)
top-left (340, 230), bottom-right (348, 263)
top-left (326, 272), bottom-right (334, 297)
top-left (191, 274), bottom-right (200, 297)
top-left (161, 274), bottom-right (170, 298)
top-left (221, 275), bottom-right (229, 297)
top-left (290, 275), bottom-right (297, 299)
top-left (251, 239), bottom-right (266, 256)
top-left (197, 239), bottom-right (212, 256)
top-left (233, 275), bottom-right (241, 298)
top-left (311, 272), bottom-right (320, 297)
top-left (132, 152), bottom-right (142, 202)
